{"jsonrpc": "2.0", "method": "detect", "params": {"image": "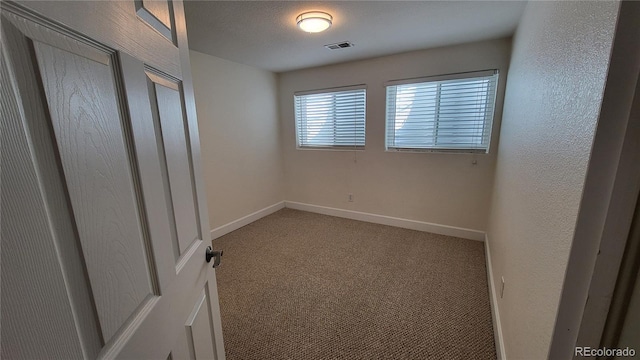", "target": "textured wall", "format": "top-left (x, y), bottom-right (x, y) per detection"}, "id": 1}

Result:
top-left (486, 1), bottom-right (619, 358)
top-left (190, 50), bottom-right (284, 229)
top-left (279, 39), bottom-right (511, 231)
